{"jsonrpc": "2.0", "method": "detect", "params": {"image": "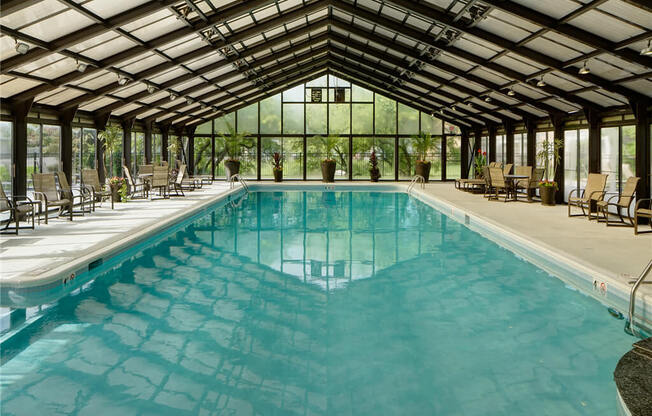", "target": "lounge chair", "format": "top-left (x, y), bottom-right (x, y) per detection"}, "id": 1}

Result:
top-left (515, 167), bottom-right (543, 202)
top-left (482, 166), bottom-right (493, 198)
top-left (503, 163), bottom-right (513, 175)
top-left (57, 171), bottom-right (91, 215)
top-left (567, 173), bottom-right (608, 219)
top-left (596, 177), bottom-right (640, 227)
top-left (32, 173), bottom-right (73, 223)
top-left (170, 163), bottom-right (188, 197)
top-left (0, 182), bottom-right (36, 234)
top-left (150, 166), bottom-right (169, 199)
top-left (123, 165), bottom-right (147, 199)
top-left (488, 167), bottom-right (514, 202)
top-left (634, 199), bottom-right (651, 235)
top-left (82, 169), bottom-right (112, 210)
